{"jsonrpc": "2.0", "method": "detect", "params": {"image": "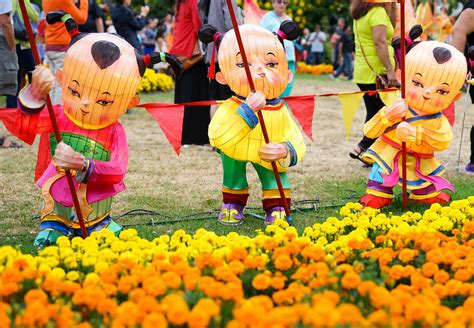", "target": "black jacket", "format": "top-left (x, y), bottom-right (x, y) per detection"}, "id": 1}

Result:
top-left (110, 4), bottom-right (146, 52)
